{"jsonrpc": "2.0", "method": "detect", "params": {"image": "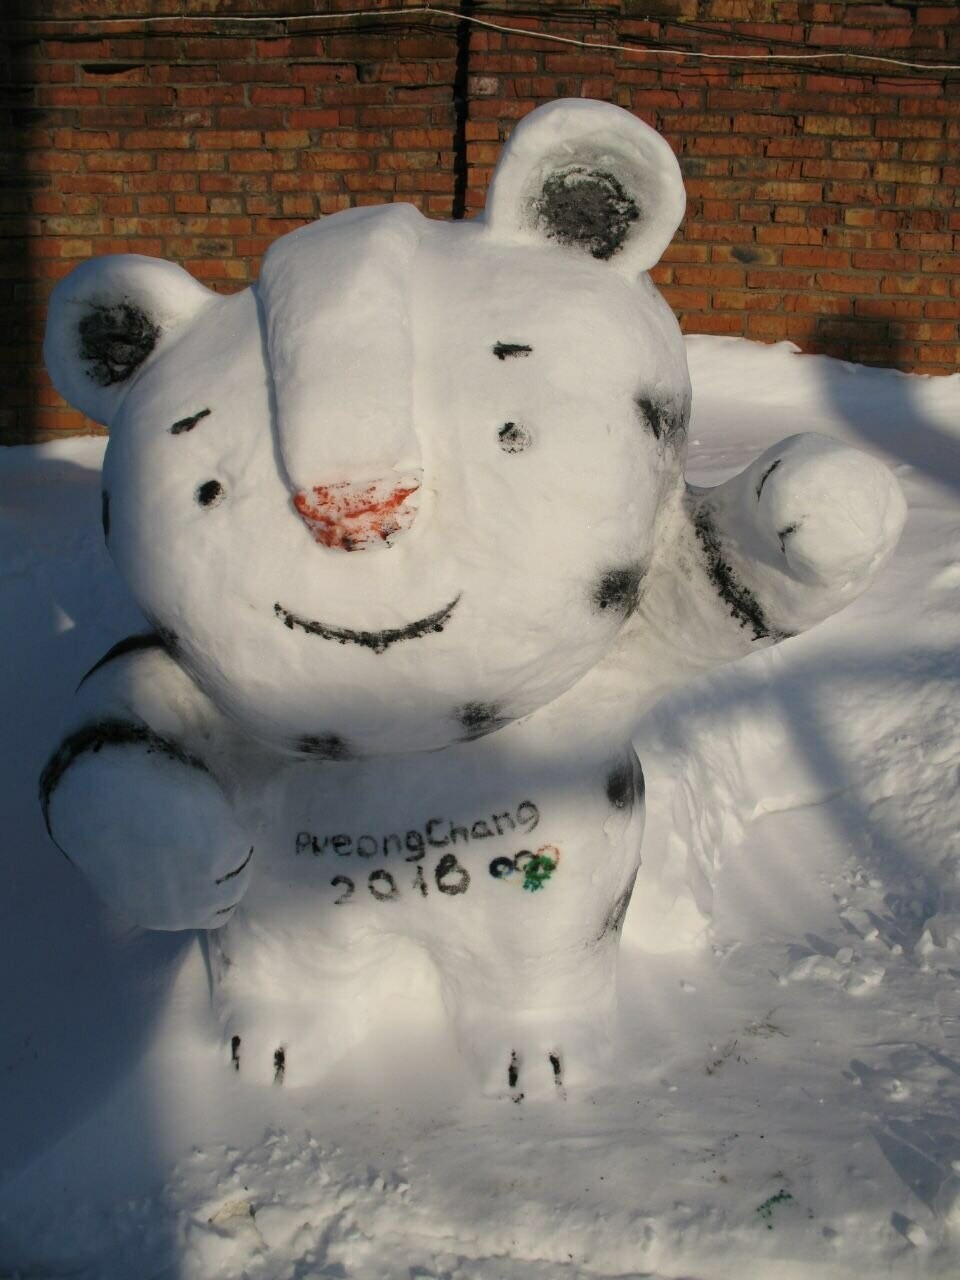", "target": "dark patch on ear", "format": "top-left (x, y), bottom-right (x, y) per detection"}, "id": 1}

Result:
top-left (78, 302), bottom-right (159, 387)
top-left (592, 564), bottom-right (644, 619)
top-left (493, 342), bottom-right (532, 360)
top-left (77, 630), bottom-right (168, 691)
top-left (457, 701), bottom-right (508, 741)
top-left (536, 166), bottom-right (640, 261)
top-left (101, 490), bottom-right (110, 540)
top-left (298, 733), bottom-right (354, 761)
top-left (605, 751), bottom-right (645, 814)
top-left (170, 408), bottom-right (211, 435)
top-left (756, 458), bottom-right (781, 500)
top-left (196, 479), bottom-right (224, 508)
top-left (498, 422), bottom-right (532, 453)
top-left (39, 718), bottom-right (208, 840)
top-left (693, 506), bottom-right (793, 643)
